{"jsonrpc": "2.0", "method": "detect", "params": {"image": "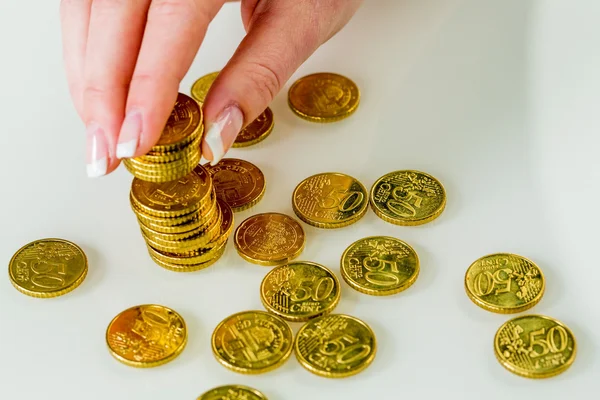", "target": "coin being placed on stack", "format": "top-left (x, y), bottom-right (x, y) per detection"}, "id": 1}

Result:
top-left (129, 164), bottom-right (233, 272)
top-left (122, 93), bottom-right (203, 183)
